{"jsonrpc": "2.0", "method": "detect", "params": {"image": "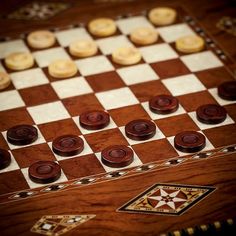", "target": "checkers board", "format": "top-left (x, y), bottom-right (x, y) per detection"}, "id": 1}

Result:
top-left (0, 2), bottom-right (236, 236)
